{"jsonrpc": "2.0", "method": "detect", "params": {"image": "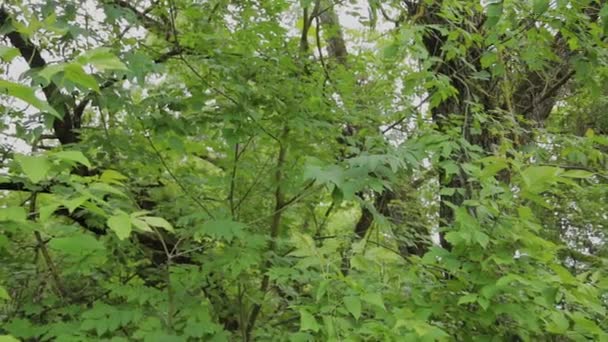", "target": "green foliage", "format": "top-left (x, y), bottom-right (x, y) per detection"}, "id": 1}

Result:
top-left (0, 0), bottom-right (607, 341)
top-left (0, 80), bottom-right (60, 118)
